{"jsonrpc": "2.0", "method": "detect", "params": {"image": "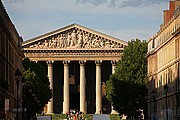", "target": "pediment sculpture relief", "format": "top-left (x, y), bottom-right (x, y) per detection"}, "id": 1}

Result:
top-left (27, 28), bottom-right (124, 49)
